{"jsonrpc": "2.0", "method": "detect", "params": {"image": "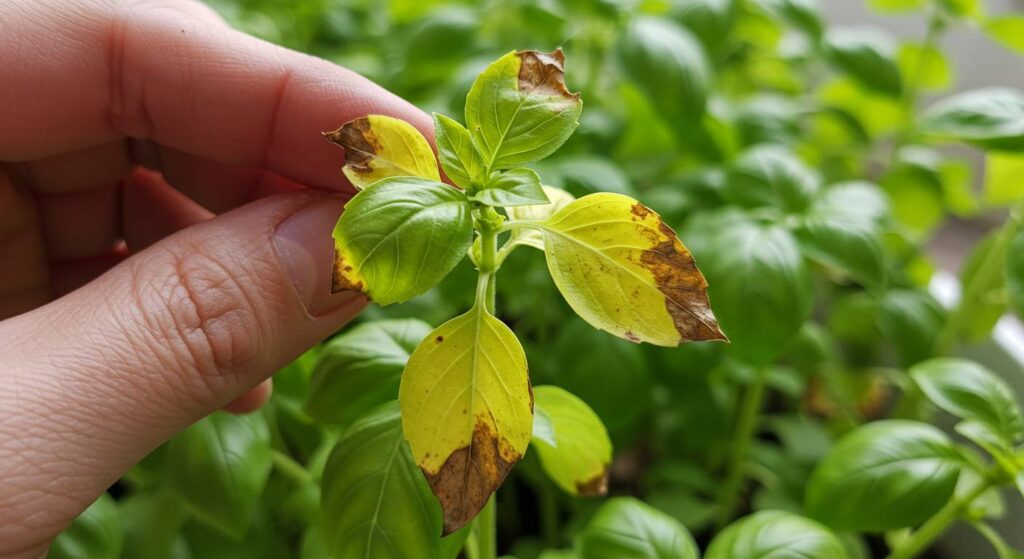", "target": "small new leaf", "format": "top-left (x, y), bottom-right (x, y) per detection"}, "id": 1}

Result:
top-left (465, 49), bottom-right (582, 169)
top-left (532, 386), bottom-right (612, 496)
top-left (332, 177), bottom-right (473, 305)
top-left (539, 193), bottom-right (725, 346)
top-left (324, 115), bottom-right (440, 189)
top-left (399, 305), bottom-right (533, 535)
top-left (472, 168), bottom-right (549, 207)
top-left (434, 113), bottom-right (484, 189)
